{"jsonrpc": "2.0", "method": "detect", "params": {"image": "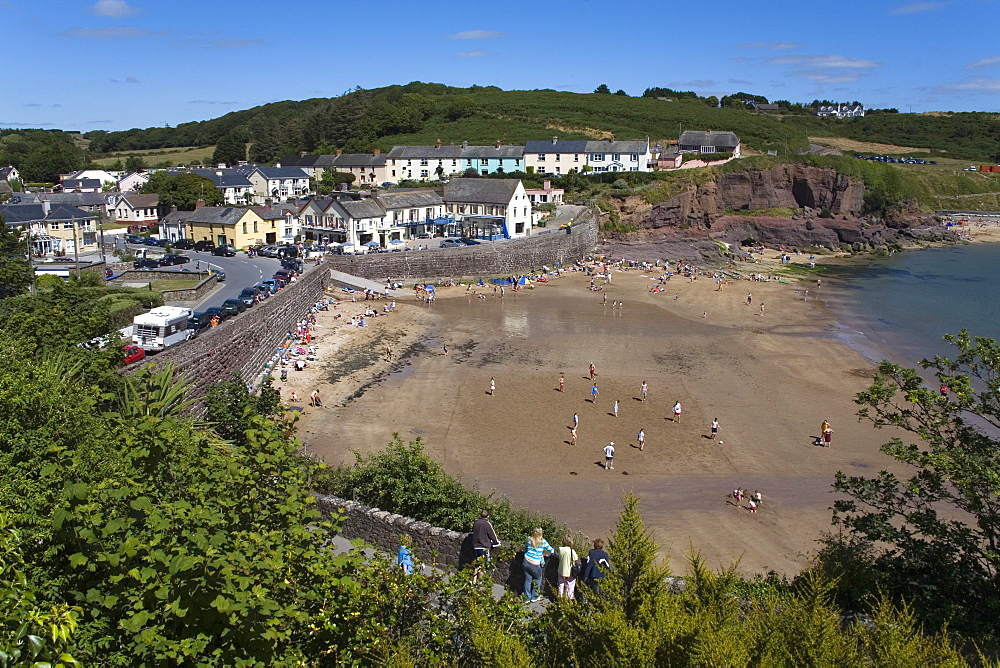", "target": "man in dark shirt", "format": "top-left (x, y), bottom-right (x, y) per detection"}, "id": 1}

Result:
top-left (582, 538), bottom-right (611, 595)
top-left (472, 510), bottom-right (500, 561)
